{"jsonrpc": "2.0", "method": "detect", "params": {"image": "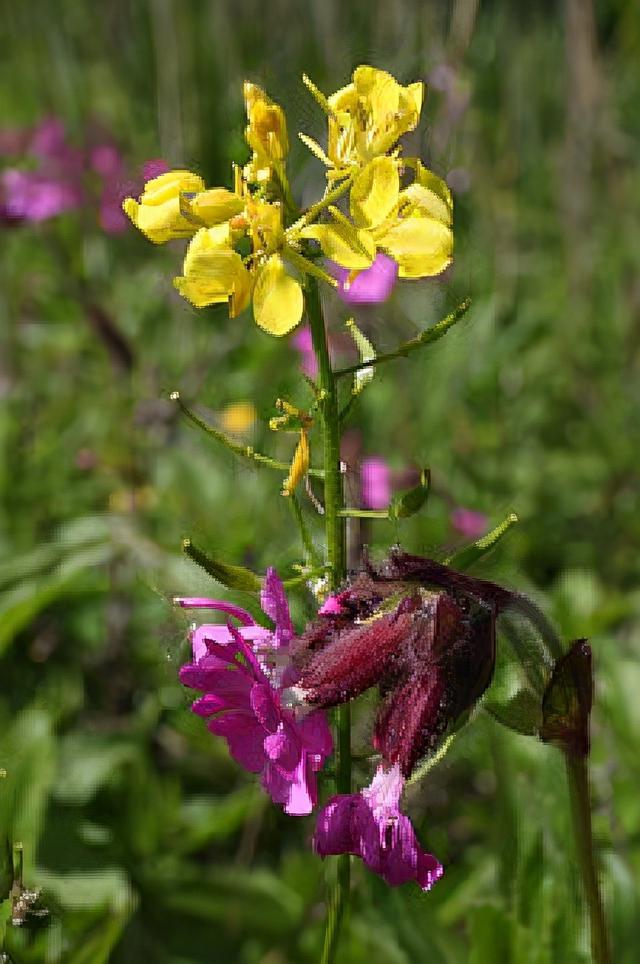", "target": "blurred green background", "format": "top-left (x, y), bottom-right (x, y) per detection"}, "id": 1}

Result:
top-left (1, 0), bottom-right (639, 961)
